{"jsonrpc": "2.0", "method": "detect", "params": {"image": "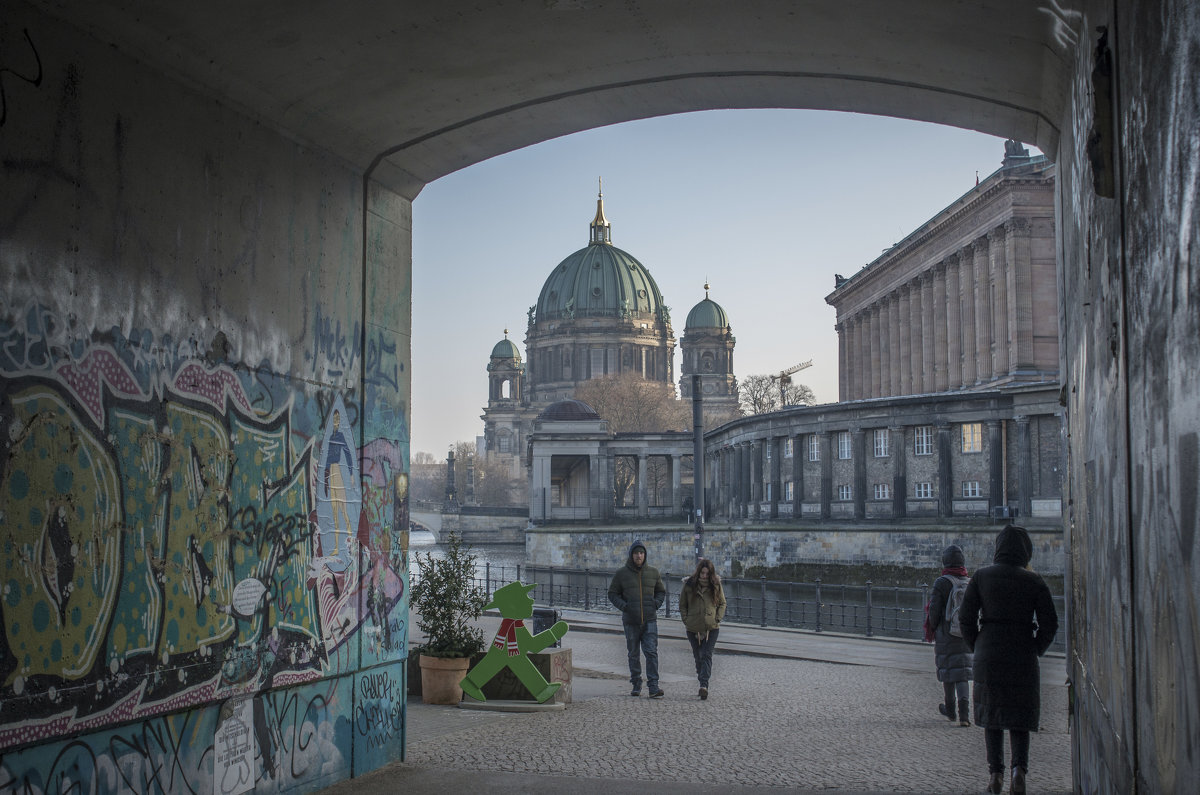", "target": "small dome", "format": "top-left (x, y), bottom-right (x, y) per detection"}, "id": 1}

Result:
top-left (491, 337), bottom-right (521, 361)
top-left (685, 297), bottom-right (729, 330)
top-left (537, 399), bottom-right (601, 421)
